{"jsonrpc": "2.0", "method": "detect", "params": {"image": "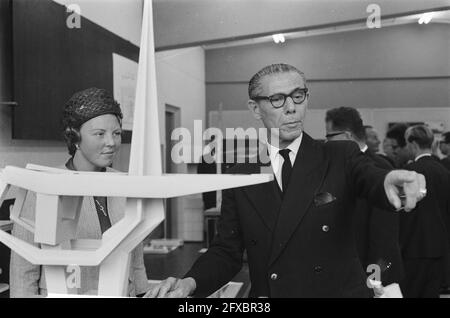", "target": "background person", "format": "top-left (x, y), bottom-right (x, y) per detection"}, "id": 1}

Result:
top-left (399, 125), bottom-right (450, 298)
top-left (325, 107), bottom-right (403, 294)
